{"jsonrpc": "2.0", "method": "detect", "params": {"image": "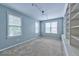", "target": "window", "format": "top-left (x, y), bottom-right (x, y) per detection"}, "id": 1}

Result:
top-left (45, 22), bottom-right (58, 34)
top-left (35, 22), bottom-right (39, 33)
top-left (45, 23), bottom-right (51, 33)
top-left (8, 14), bottom-right (21, 37)
top-left (51, 22), bottom-right (57, 34)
